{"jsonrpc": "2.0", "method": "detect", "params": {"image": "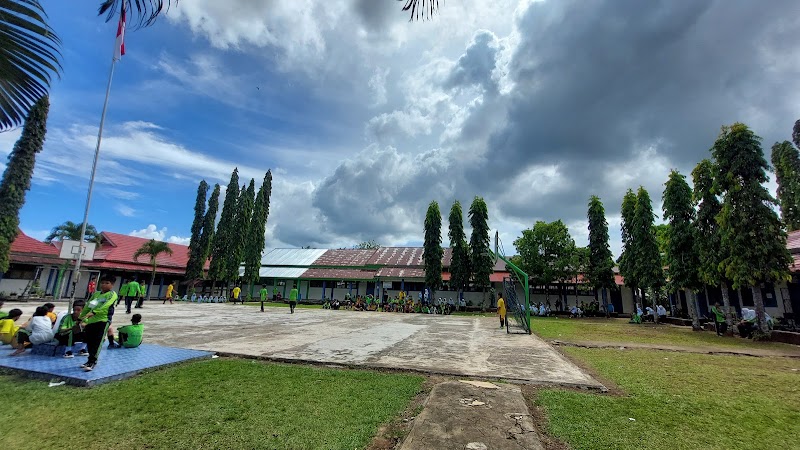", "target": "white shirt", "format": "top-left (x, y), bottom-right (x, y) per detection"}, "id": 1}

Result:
top-left (742, 308), bottom-right (756, 321)
top-left (28, 316), bottom-right (56, 345)
top-left (657, 305), bottom-right (667, 316)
